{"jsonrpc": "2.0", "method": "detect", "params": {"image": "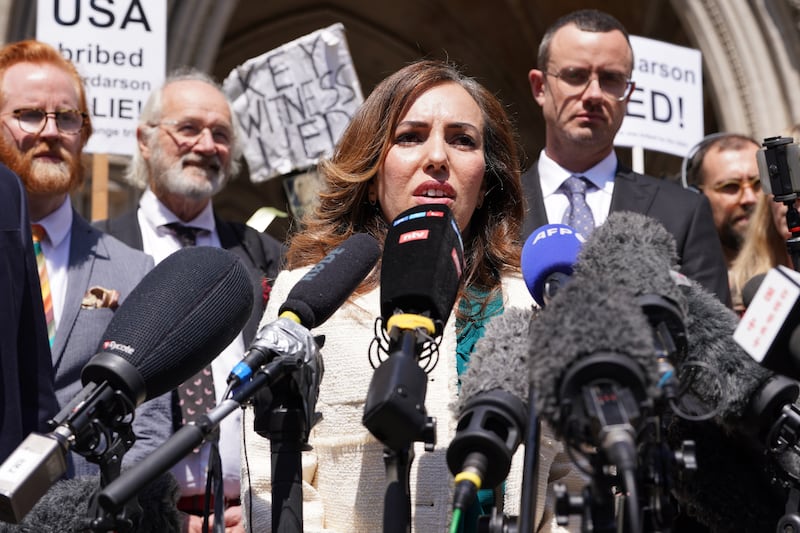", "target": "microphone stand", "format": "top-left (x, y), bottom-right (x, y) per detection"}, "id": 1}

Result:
top-left (363, 321), bottom-right (437, 533)
top-left (253, 360), bottom-right (313, 533)
top-left (97, 357), bottom-right (309, 532)
top-left (516, 386), bottom-right (541, 533)
top-left (50, 382), bottom-right (141, 533)
top-left (479, 385), bottom-right (541, 533)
